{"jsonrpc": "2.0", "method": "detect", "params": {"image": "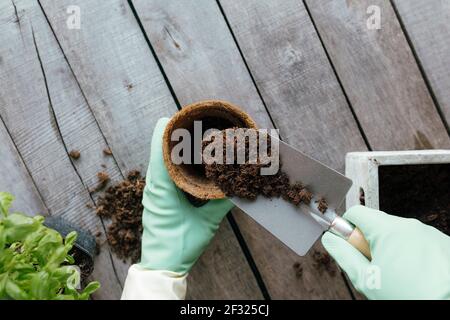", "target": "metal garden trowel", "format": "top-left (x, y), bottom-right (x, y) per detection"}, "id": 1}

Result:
top-left (230, 137), bottom-right (371, 259)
